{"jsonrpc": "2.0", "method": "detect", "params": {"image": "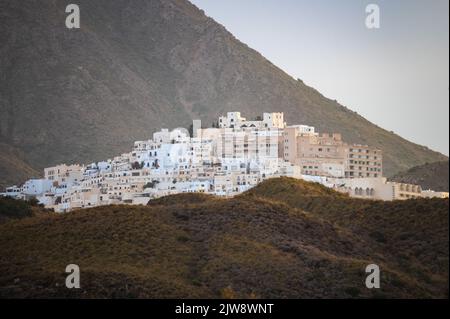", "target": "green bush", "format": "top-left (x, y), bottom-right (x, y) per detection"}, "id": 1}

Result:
top-left (0, 197), bottom-right (33, 219)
